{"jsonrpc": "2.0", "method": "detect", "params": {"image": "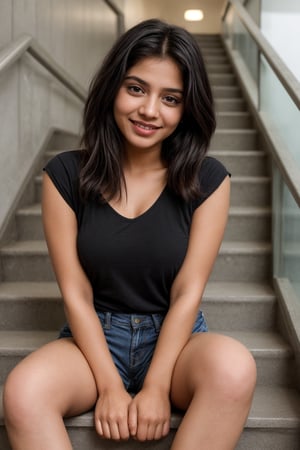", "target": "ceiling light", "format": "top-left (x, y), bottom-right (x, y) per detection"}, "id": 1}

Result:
top-left (184, 9), bottom-right (204, 21)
